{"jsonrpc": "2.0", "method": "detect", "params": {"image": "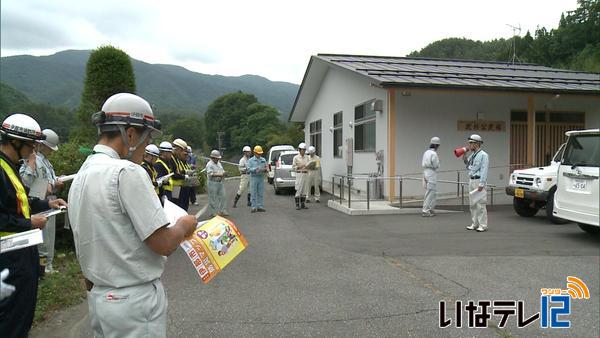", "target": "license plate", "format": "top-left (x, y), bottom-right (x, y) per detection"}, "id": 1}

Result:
top-left (515, 188), bottom-right (524, 198)
top-left (291, 172), bottom-right (296, 177)
top-left (572, 180), bottom-right (586, 190)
